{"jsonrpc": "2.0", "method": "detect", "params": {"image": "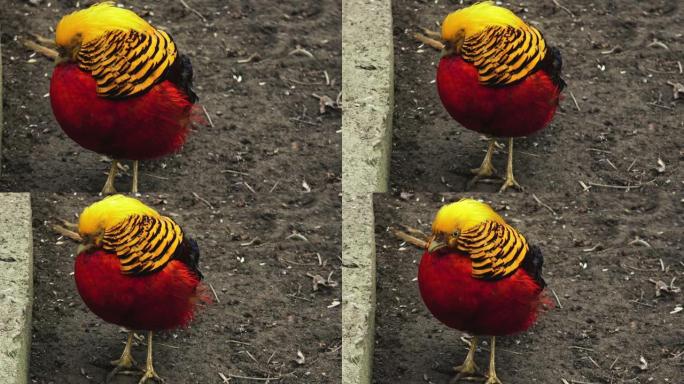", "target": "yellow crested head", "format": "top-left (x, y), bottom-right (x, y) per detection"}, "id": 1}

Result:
top-left (78, 194), bottom-right (158, 239)
top-left (441, 1), bottom-right (526, 43)
top-left (55, 2), bottom-right (153, 57)
top-left (431, 198), bottom-right (504, 236)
